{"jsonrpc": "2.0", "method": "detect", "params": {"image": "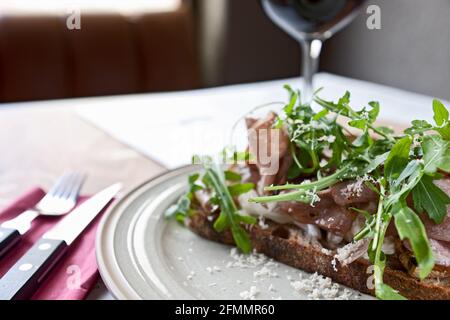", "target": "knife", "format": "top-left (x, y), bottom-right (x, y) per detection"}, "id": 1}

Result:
top-left (0, 183), bottom-right (122, 300)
